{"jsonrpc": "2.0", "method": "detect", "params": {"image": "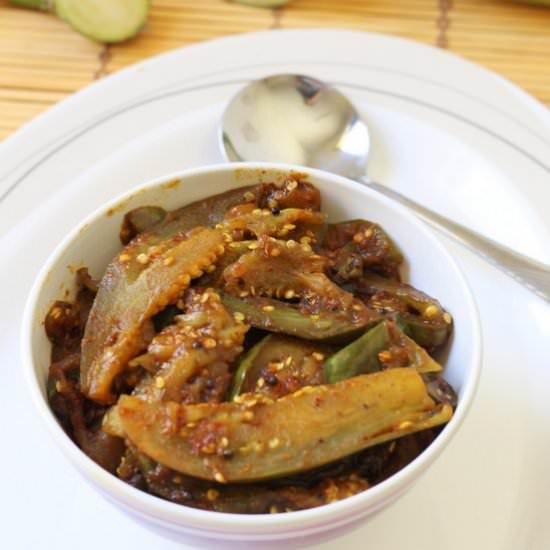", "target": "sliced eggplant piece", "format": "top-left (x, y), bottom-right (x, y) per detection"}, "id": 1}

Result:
top-left (357, 274), bottom-right (452, 350)
top-left (230, 334), bottom-right (333, 399)
top-left (322, 220), bottom-right (403, 280)
top-left (117, 368), bottom-right (452, 483)
top-left (324, 320), bottom-right (443, 384)
top-left (120, 206), bottom-right (167, 245)
top-left (81, 227), bottom-right (226, 403)
top-left (221, 293), bottom-right (378, 343)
